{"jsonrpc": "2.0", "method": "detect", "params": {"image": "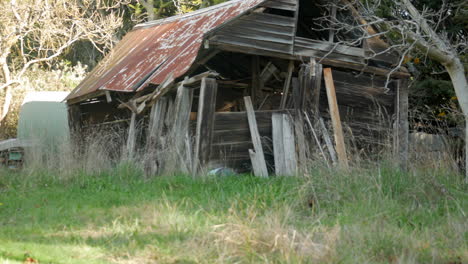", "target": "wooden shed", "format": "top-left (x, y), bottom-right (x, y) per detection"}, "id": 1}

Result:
top-left (66, 0), bottom-right (410, 176)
